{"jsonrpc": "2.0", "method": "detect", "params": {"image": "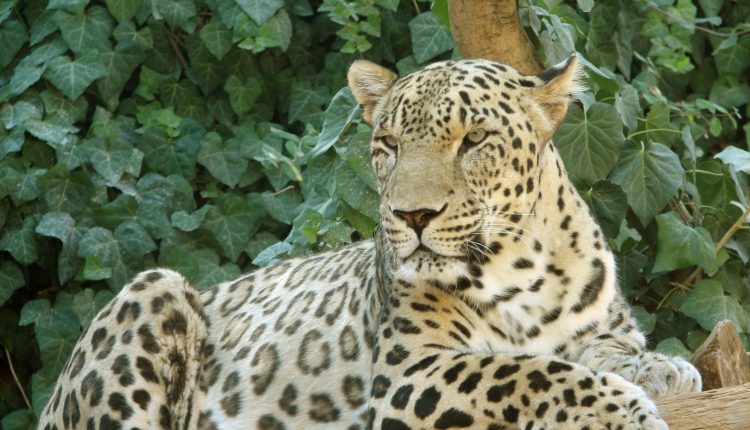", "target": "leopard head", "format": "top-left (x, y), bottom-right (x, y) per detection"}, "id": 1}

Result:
top-left (348, 55), bottom-right (583, 282)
